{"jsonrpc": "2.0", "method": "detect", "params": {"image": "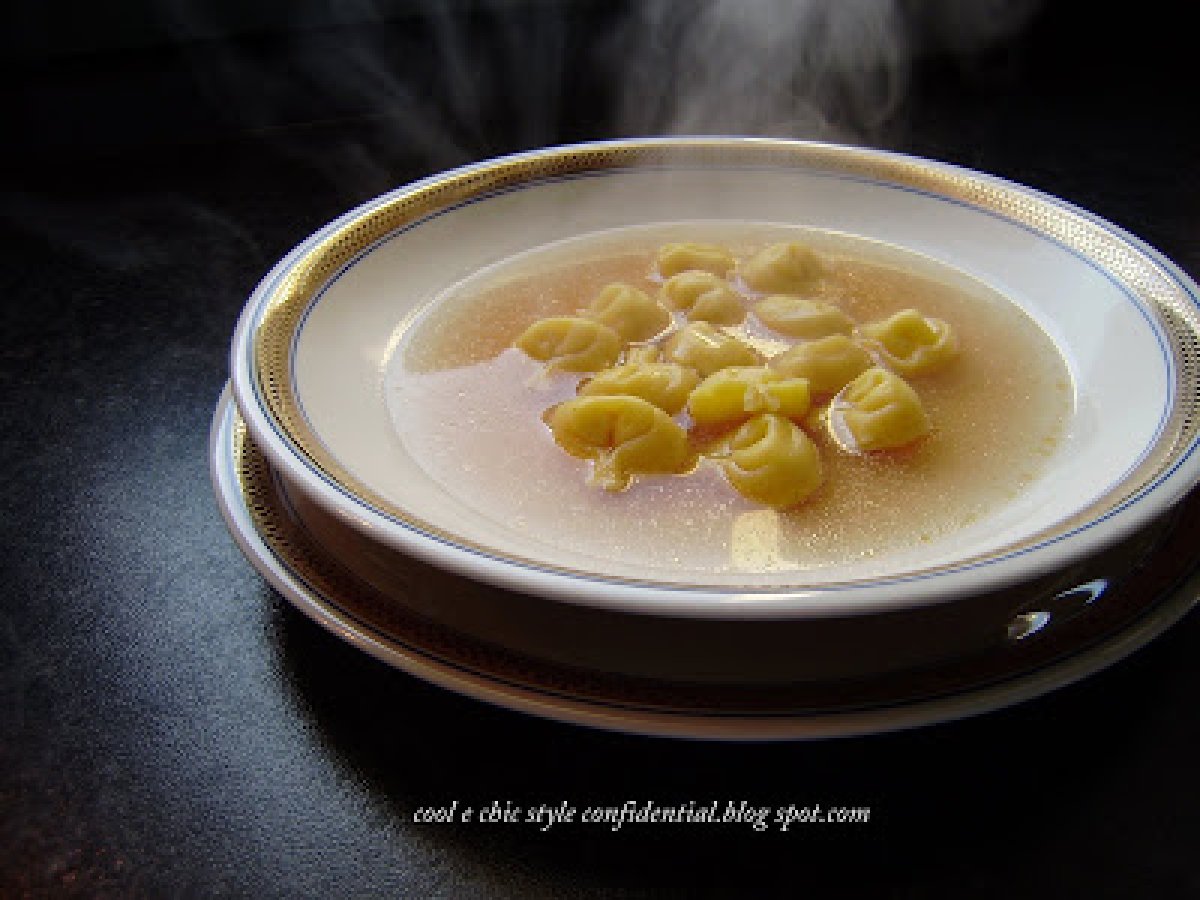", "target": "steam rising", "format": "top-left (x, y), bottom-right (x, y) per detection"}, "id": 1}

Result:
top-left (156, 0), bottom-right (579, 183)
top-left (608, 0), bottom-right (909, 141)
top-left (3, 1), bottom-right (1045, 276)
top-left (150, 0), bottom-right (1043, 176)
top-left (610, 0), bottom-right (1044, 141)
